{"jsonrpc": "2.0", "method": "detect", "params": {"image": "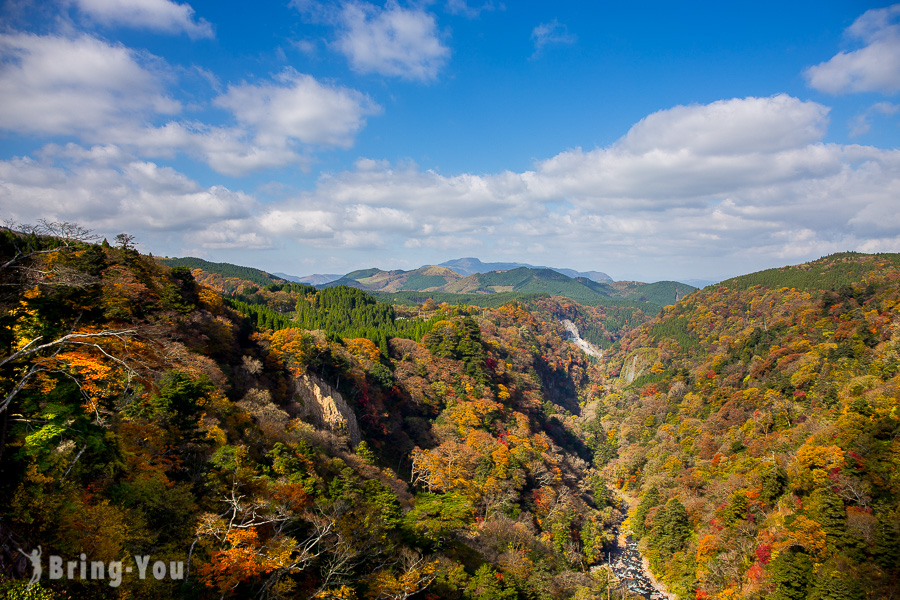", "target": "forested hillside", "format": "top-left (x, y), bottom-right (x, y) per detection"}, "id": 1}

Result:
top-left (159, 256), bottom-right (283, 289)
top-left (327, 265), bottom-right (693, 308)
top-left (591, 252), bottom-right (900, 599)
top-left (4, 226), bottom-right (898, 600)
top-left (0, 224), bottom-right (623, 599)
